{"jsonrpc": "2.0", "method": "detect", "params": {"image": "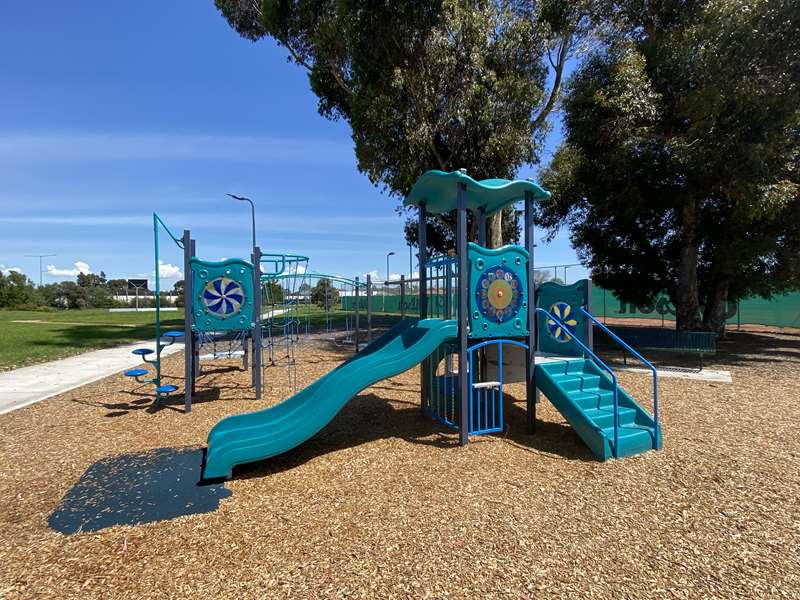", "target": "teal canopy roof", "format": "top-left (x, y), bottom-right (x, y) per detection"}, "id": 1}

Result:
top-left (403, 170), bottom-right (550, 216)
